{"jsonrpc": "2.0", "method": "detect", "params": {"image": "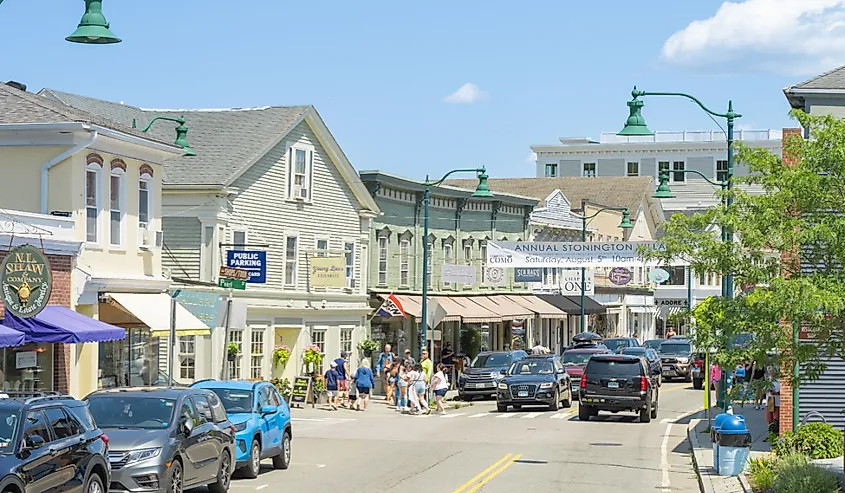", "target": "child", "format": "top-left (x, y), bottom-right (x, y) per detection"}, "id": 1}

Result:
top-left (325, 361), bottom-right (340, 410)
